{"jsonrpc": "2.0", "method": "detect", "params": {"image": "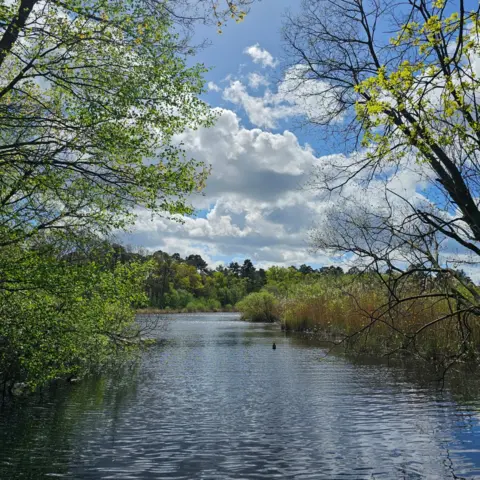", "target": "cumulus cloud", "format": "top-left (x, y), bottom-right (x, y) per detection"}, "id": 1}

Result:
top-left (243, 43), bottom-right (278, 68)
top-left (207, 81), bottom-right (221, 92)
top-left (114, 42), bottom-right (478, 277)
top-left (119, 108), bottom-right (343, 267)
top-left (308, 151), bottom-right (480, 280)
top-left (223, 80), bottom-right (298, 129)
top-left (279, 65), bottom-right (344, 124)
top-left (222, 65), bottom-right (342, 129)
top-left (248, 72), bottom-right (270, 89)
top-left (122, 107), bottom-right (464, 275)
